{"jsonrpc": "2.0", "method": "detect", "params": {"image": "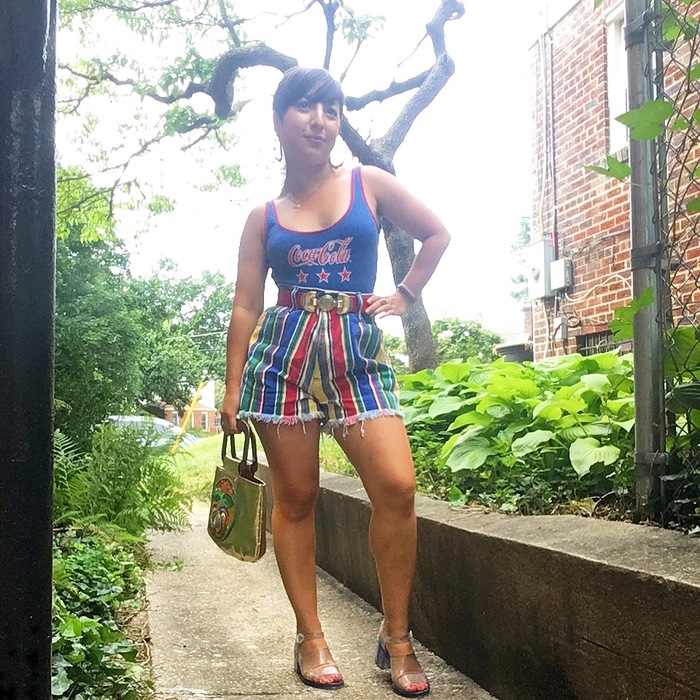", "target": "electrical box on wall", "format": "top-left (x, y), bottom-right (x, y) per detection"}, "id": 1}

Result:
top-left (527, 237), bottom-right (555, 300)
top-left (550, 257), bottom-right (573, 291)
